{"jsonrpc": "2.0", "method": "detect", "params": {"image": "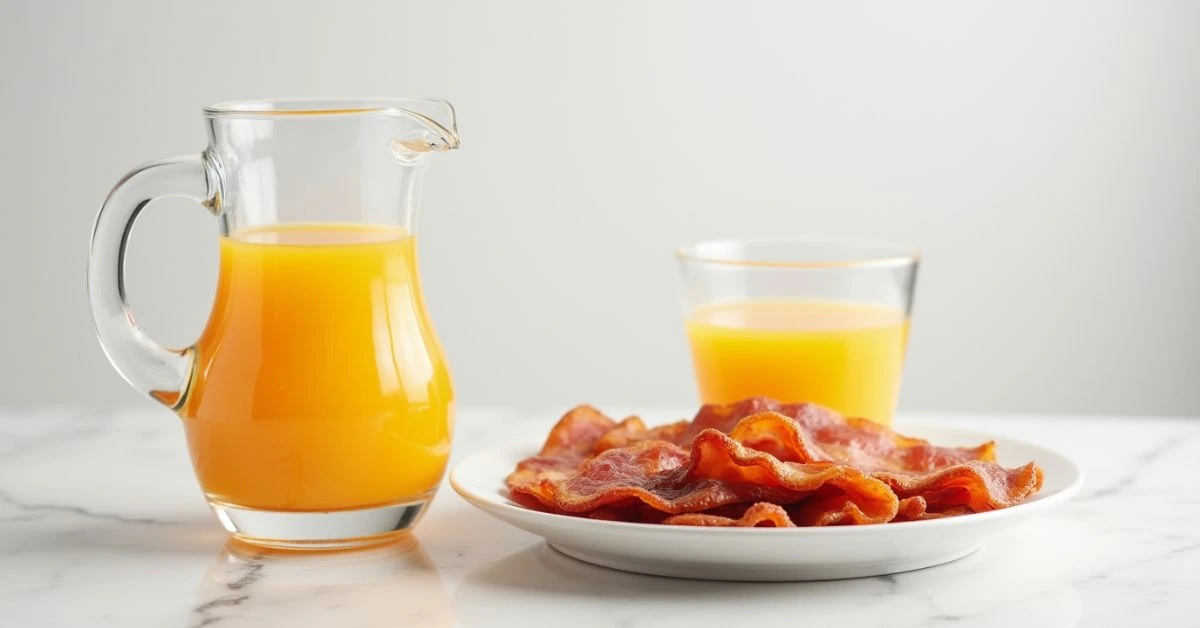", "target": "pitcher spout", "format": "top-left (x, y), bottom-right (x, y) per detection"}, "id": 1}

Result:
top-left (386, 98), bottom-right (461, 155)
